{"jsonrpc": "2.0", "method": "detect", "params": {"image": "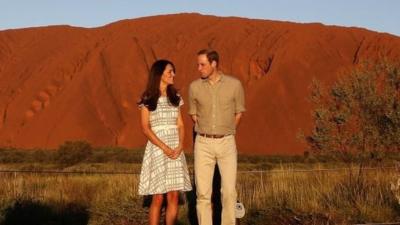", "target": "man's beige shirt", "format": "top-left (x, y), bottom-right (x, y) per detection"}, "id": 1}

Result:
top-left (188, 74), bottom-right (245, 135)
